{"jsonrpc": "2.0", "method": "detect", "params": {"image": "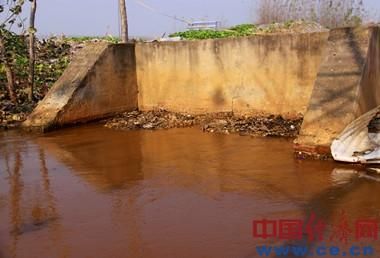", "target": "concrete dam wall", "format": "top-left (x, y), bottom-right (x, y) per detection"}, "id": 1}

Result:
top-left (24, 26), bottom-right (380, 155)
top-left (136, 33), bottom-right (328, 117)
